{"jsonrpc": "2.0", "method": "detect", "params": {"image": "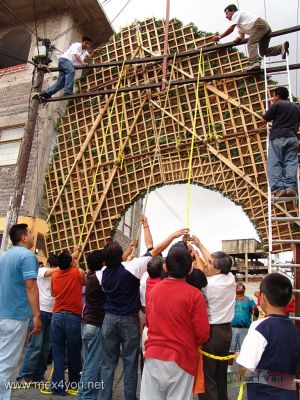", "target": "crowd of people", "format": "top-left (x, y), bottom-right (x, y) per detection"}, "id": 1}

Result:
top-left (0, 221), bottom-right (300, 400)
